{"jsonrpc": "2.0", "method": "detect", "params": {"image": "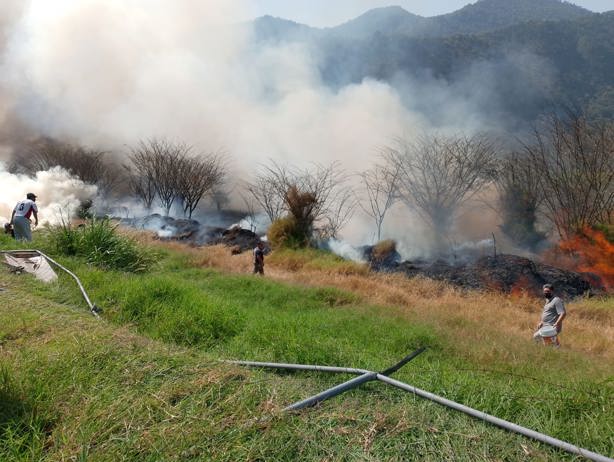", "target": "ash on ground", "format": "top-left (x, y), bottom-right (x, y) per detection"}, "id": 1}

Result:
top-left (361, 241), bottom-right (600, 299)
top-left (124, 213), bottom-right (263, 252)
